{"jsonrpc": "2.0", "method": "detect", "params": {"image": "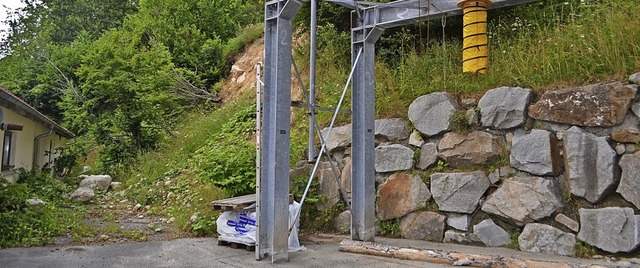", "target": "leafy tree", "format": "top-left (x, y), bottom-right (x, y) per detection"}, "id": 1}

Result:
top-left (62, 29), bottom-right (183, 170)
